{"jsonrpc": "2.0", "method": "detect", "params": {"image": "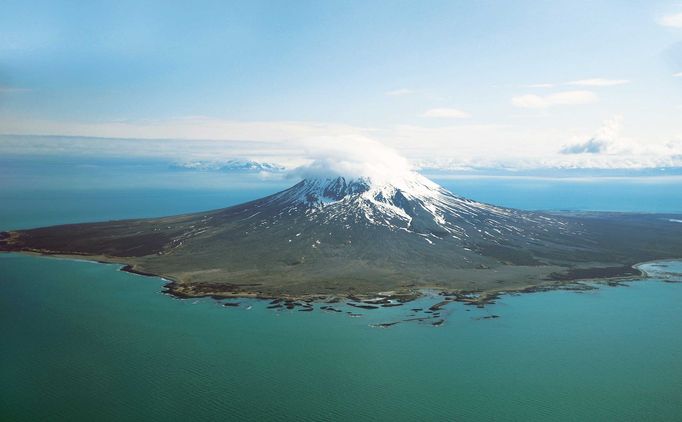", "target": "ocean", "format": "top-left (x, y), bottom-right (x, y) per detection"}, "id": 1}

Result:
top-left (1, 159), bottom-right (682, 421)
